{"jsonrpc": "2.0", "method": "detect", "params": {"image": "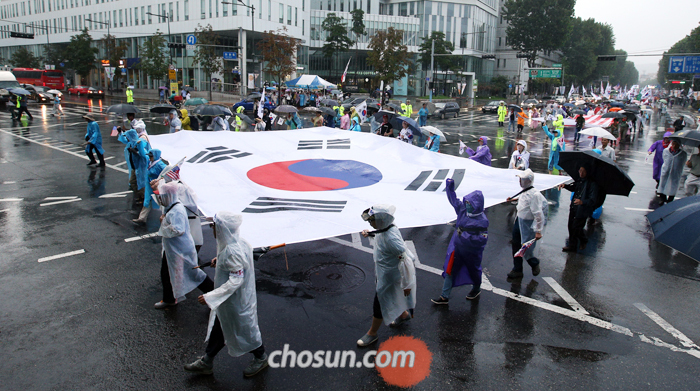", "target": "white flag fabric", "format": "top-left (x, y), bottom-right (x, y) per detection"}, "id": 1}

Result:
top-left (340, 58), bottom-right (352, 83)
top-left (459, 140), bottom-right (467, 155)
top-left (354, 101), bottom-right (367, 123)
top-left (568, 84), bottom-right (575, 100)
top-left (151, 128), bottom-right (567, 248)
